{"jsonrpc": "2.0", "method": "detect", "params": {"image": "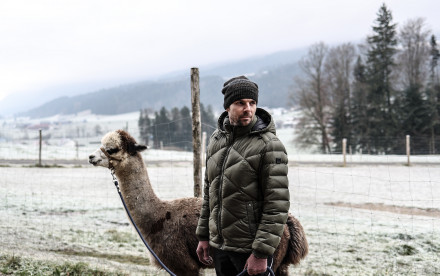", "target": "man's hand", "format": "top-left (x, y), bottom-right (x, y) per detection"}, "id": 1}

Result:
top-left (196, 241), bottom-right (213, 265)
top-left (244, 254), bottom-right (267, 275)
